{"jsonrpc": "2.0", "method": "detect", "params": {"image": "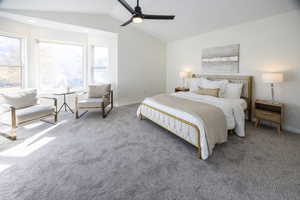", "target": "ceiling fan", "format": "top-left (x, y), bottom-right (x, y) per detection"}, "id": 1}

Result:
top-left (118, 0), bottom-right (175, 26)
